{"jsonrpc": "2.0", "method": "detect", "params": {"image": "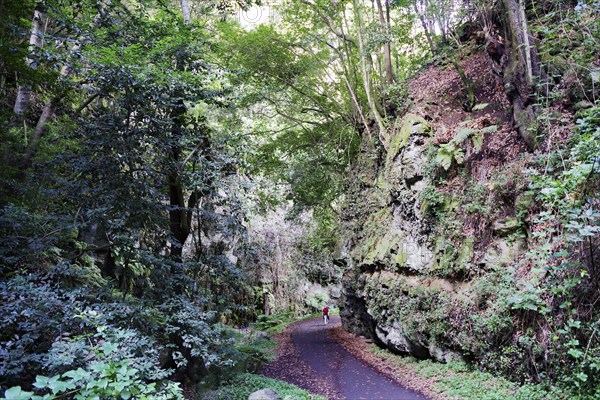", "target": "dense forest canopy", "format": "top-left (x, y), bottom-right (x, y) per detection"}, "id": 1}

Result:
top-left (0, 0), bottom-right (599, 399)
